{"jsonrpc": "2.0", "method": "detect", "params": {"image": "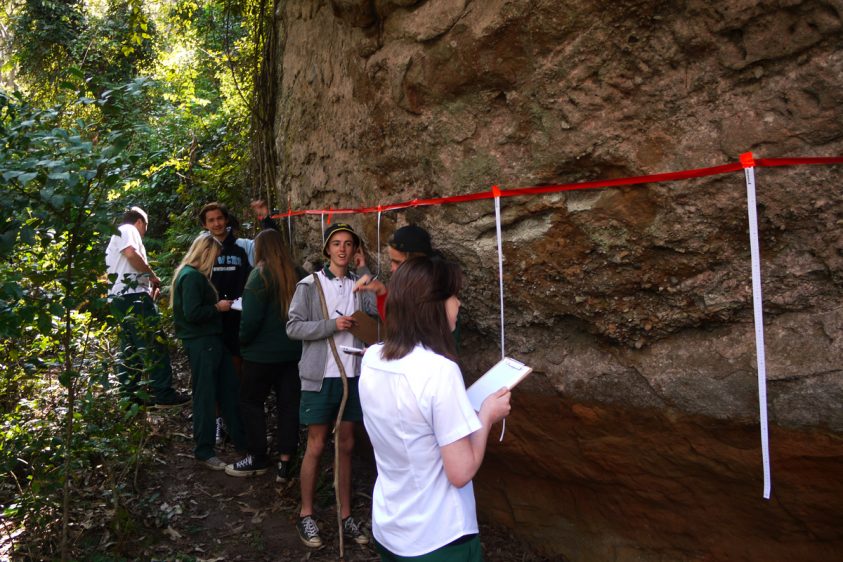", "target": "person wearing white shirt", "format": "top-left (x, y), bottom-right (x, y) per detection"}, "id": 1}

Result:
top-left (359, 257), bottom-right (511, 561)
top-left (286, 222), bottom-right (378, 549)
top-left (105, 206), bottom-right (187, 407)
